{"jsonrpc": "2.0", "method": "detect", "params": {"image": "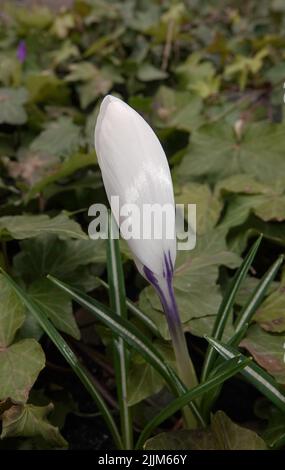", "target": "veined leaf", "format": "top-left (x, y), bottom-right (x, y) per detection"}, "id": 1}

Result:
top-left (205, 336), bottom-right (285, 413)
top-left (201, 236), bottom-right (262, 381)
top-left (47, 274), bottom-right (205, 426)
top-left (136, 356), bottom-right (250, 449)
top-left (0, 268), bottom-right (123, 449)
